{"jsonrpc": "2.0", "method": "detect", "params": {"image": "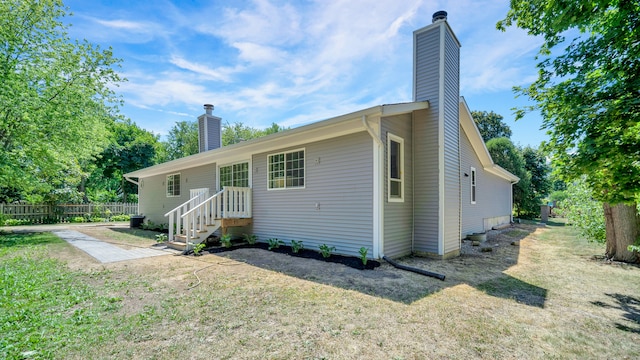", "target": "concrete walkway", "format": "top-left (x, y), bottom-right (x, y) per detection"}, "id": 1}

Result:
top-left (51, 229), bottom-right (171, 263)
